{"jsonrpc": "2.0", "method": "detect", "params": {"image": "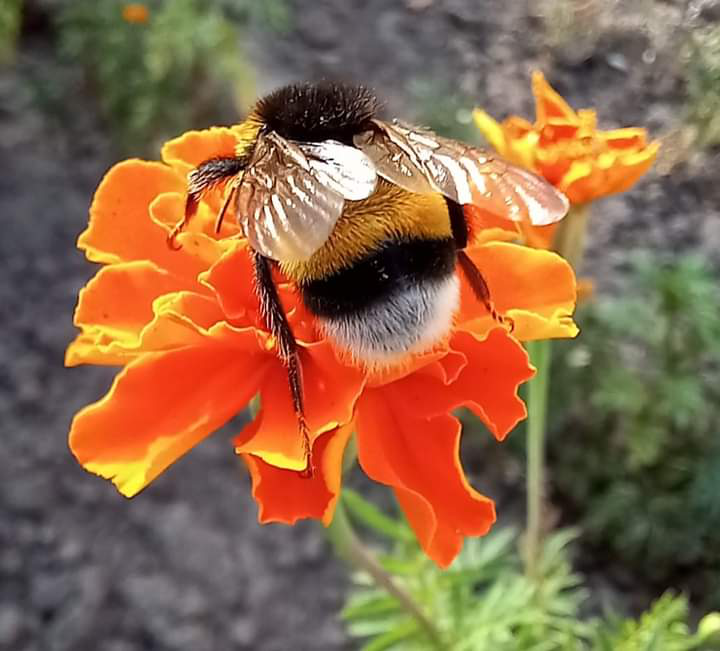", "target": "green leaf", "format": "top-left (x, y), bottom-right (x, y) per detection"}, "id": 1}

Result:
top-left (342, 489), bottom-right (415, 542)
top-left (343, 594), bottom-right (402, 621)
top-left (361, 621), bottom-right (422, 651)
